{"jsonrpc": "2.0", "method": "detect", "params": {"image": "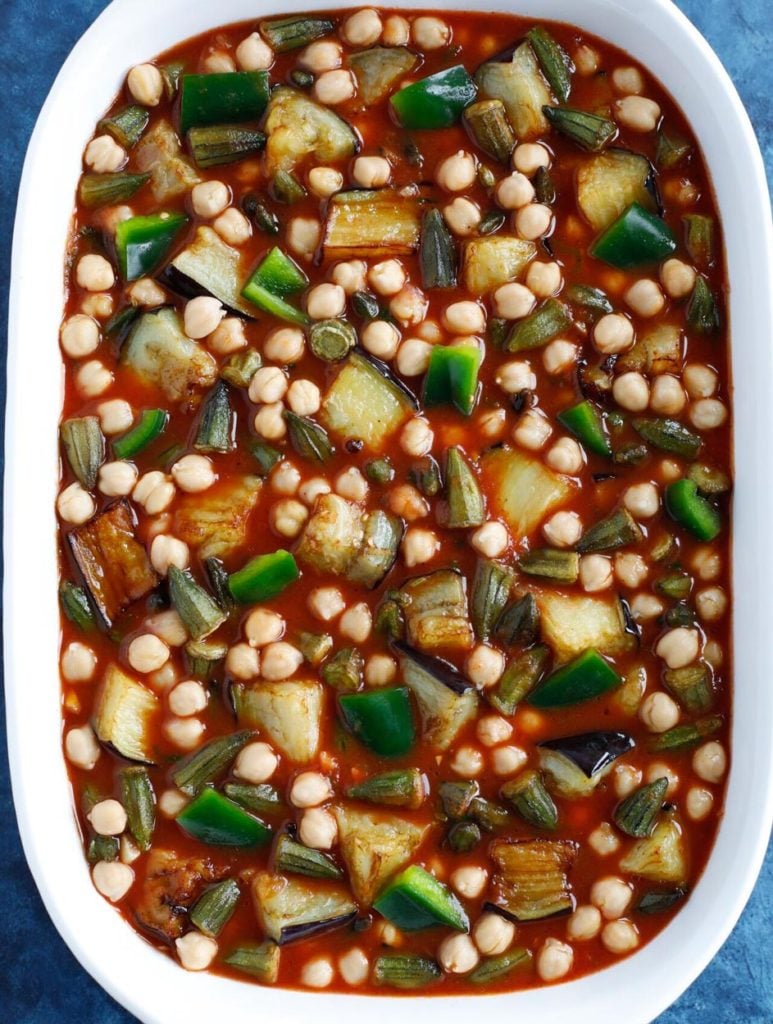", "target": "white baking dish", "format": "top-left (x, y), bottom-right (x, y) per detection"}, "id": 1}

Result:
top-left (6, 0), bottom-right (772, 1020)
